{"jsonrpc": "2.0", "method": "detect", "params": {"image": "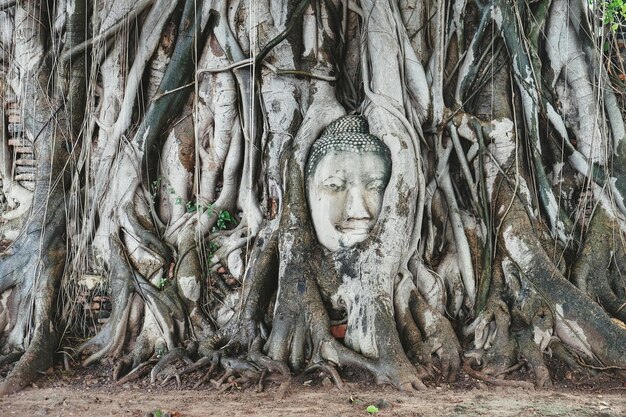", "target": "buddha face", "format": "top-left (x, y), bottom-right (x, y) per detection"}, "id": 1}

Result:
top-left (307, 150), bottom-right (390, 251)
